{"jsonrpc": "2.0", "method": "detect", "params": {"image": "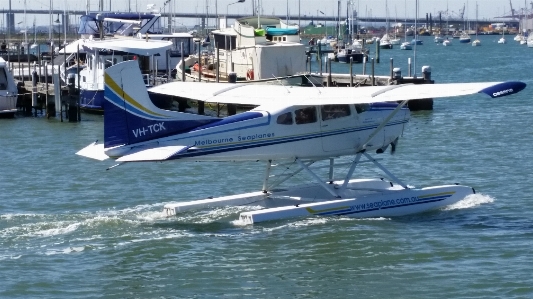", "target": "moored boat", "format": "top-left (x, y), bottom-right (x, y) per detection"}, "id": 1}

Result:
top-left (336, 39), bottom-right (368, 63)
top-left (400, 41), bottom-right (412, 50)
top-left (177, 16), bottom-right (306, 84)
top-left (0, 58), bottom-right (18, 117)
top-left (459, 32), bottom-right (471, 43)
